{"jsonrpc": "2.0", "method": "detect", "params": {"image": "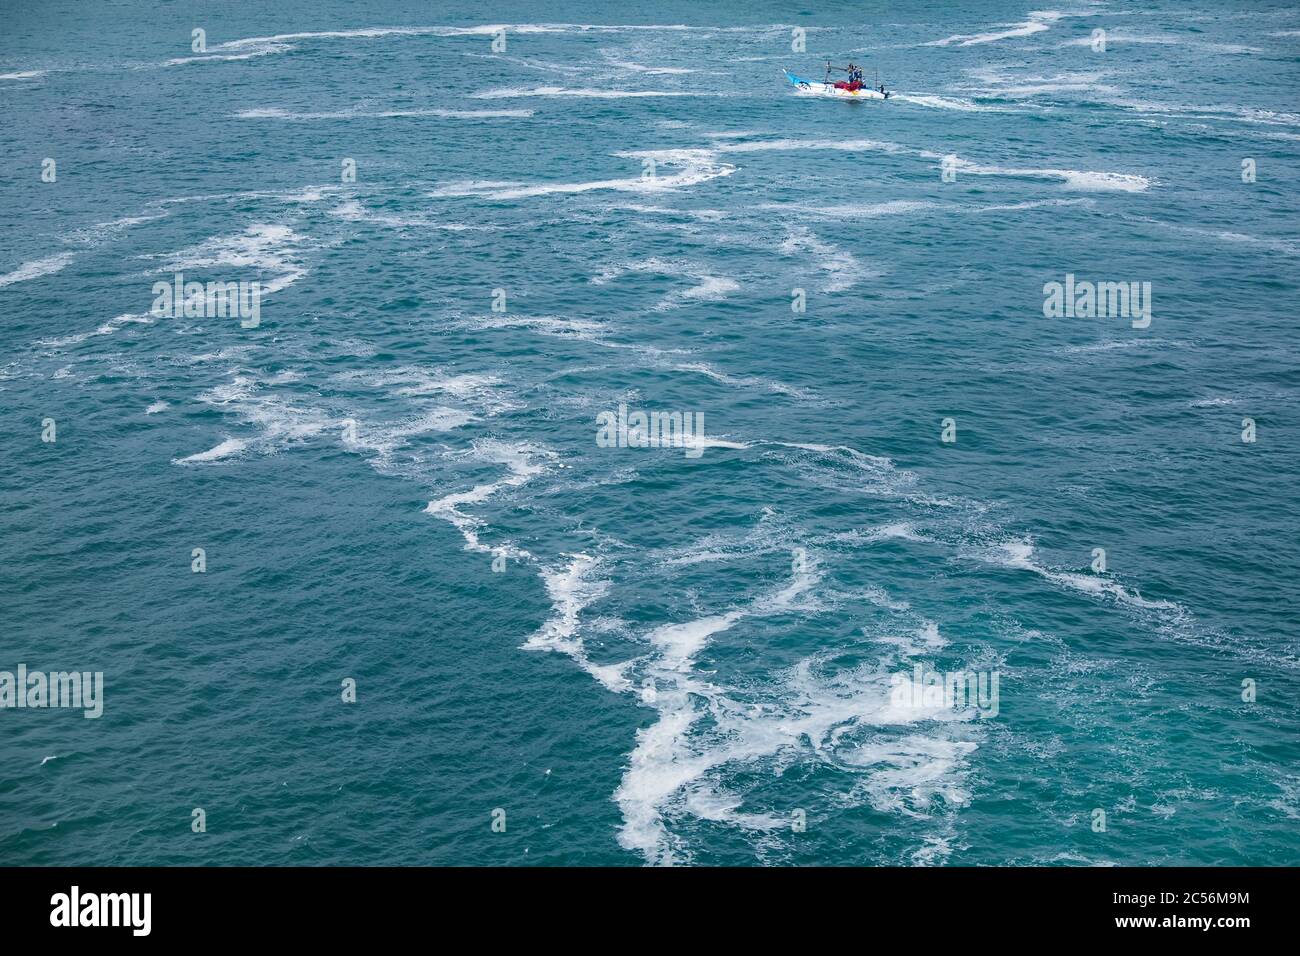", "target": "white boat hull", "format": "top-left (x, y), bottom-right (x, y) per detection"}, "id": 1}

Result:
top-left (784, 70), bottom-right (889, 100)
